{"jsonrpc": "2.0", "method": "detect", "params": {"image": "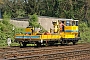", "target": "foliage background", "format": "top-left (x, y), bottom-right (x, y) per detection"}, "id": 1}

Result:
top-left (0, 0), bottom-right (89, 21)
